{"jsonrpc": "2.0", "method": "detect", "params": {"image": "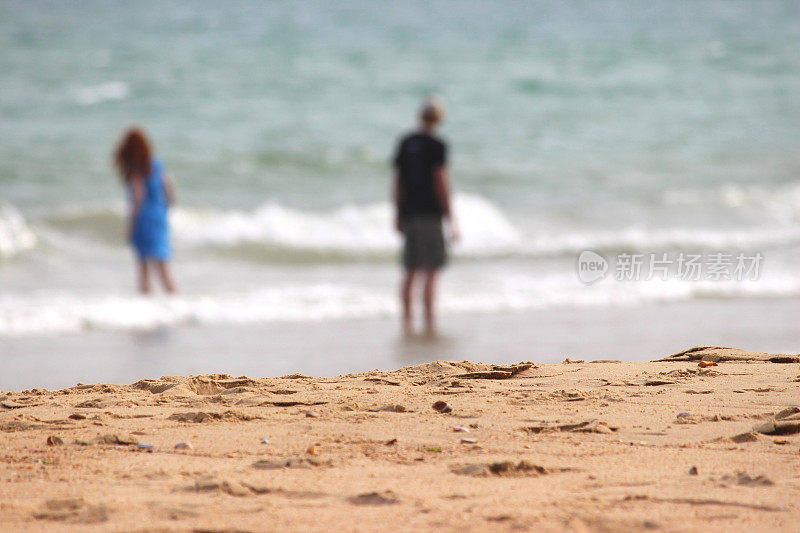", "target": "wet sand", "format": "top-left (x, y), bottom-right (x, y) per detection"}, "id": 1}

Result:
top-left (4, 296), bottom-right (799, 391)
top-left (1, 347), bottom-right (798, 532)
